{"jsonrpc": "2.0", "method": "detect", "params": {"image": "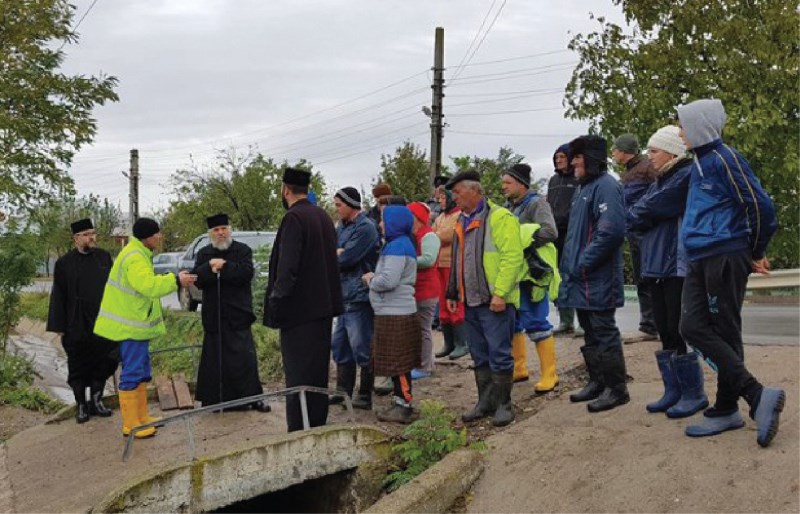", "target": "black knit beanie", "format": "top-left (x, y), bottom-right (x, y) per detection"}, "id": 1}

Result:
top-left (133, 218), bottom-right (160, 240)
